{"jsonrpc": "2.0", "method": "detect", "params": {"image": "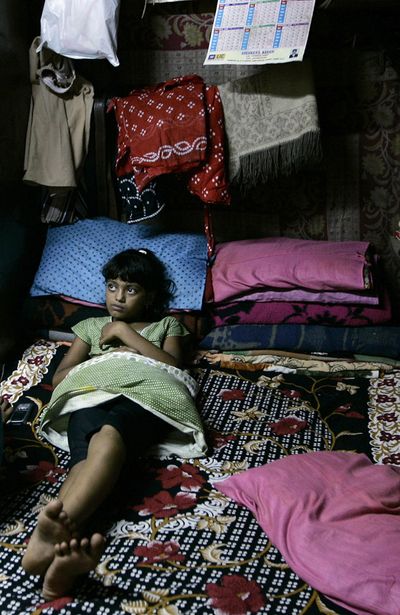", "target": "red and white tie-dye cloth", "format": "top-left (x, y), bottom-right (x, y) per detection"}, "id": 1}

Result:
top-left (188, 84), bottom-right (230, 205)
top-left (109, 74), bottom-right (230, 205)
